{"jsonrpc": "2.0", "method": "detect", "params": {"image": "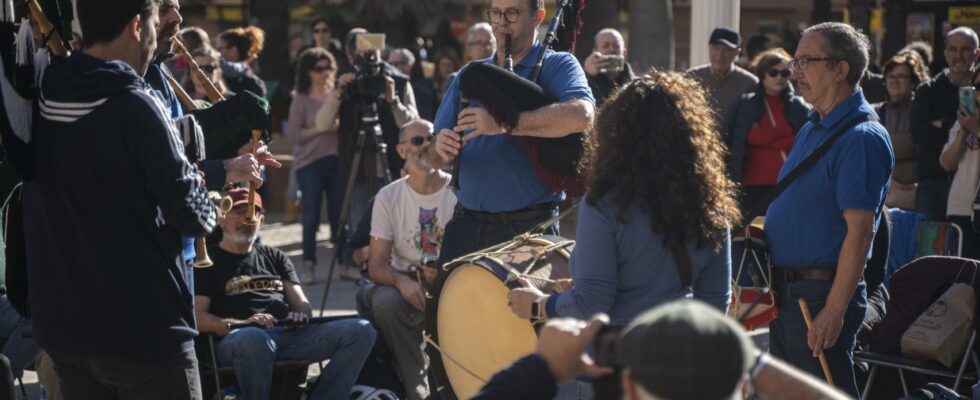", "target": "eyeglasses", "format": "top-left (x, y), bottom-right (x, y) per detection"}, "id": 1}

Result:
top-left (311, 65), bottom-right (333, 73)
top-left (468, 40), bottom-right (492, 48)
top-left (401, 136), bottom-right (433, 145)
top-left (487, 8), bottom-right (522, 23)
top-left (767, 68), bottom-right (791, 78)
top-left (885, 74), bottom-right (911, 83)
top-left (789, 57), bottom-right (838, 71)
